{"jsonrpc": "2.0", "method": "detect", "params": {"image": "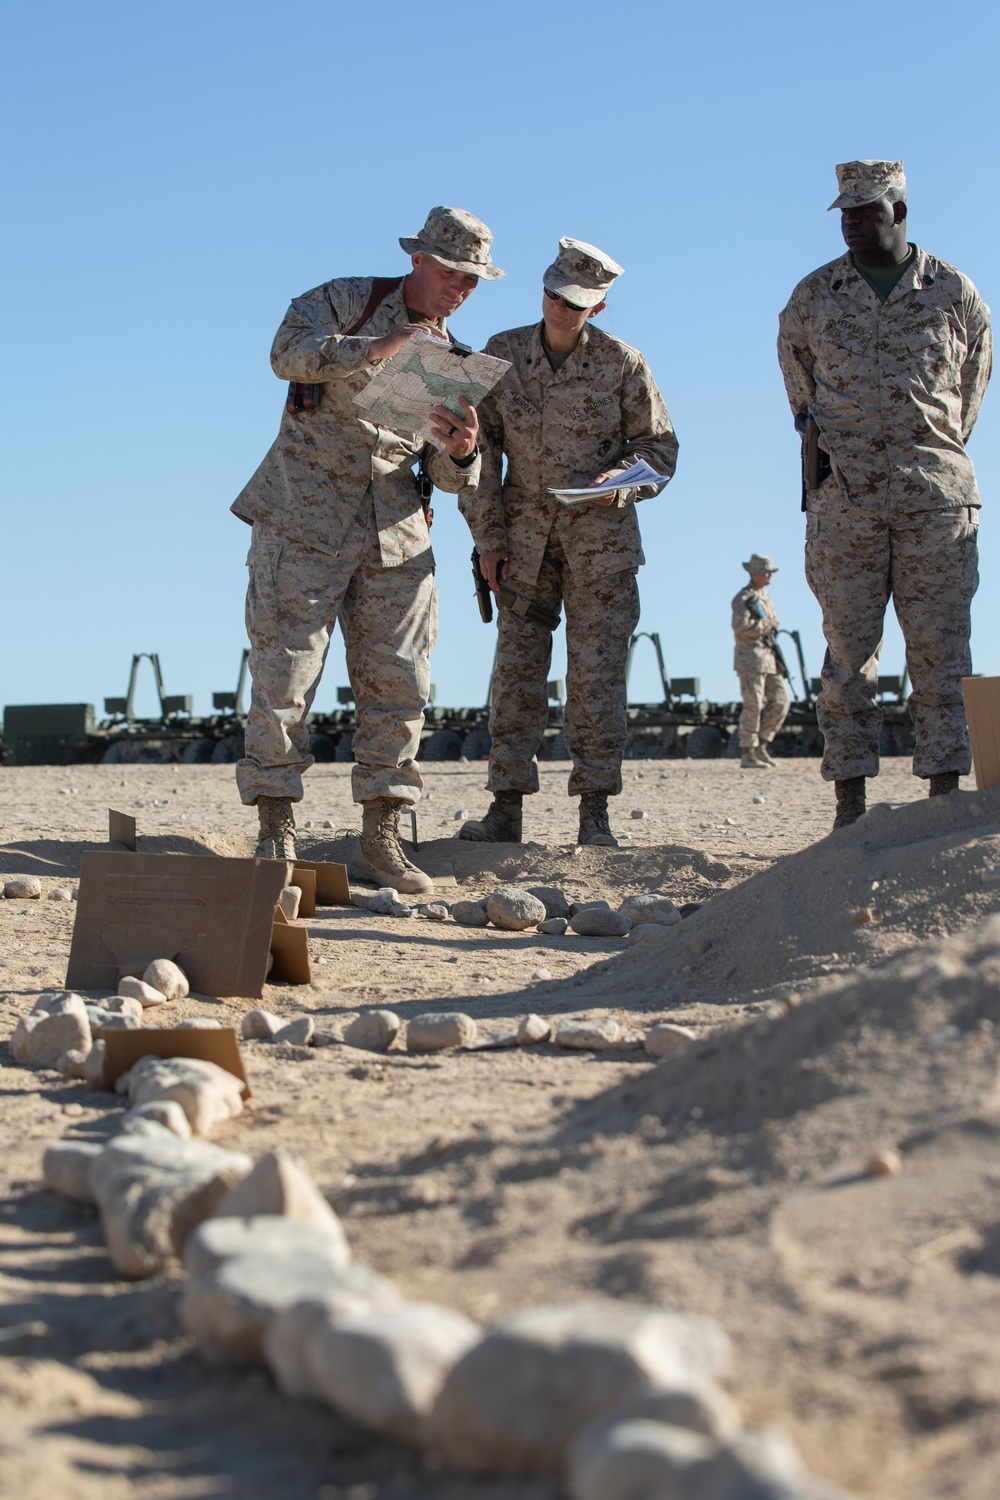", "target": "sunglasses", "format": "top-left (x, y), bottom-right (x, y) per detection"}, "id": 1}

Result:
top-left (544, 287), bottom-right (588, 313)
